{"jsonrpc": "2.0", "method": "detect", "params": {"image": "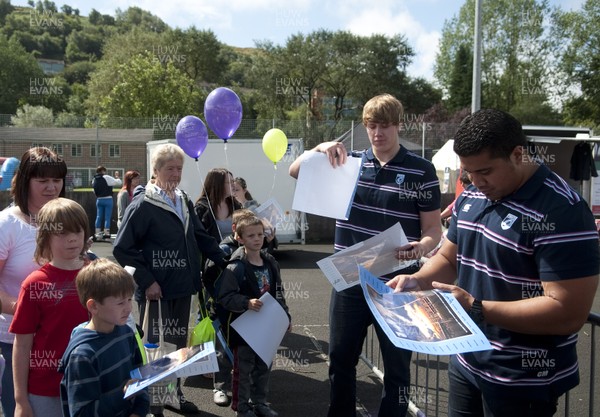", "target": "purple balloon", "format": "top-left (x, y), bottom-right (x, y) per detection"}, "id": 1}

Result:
top-left (204, 87), bottom-right (243, 141)
top-left (176, 115), bottom-right (208, 159)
